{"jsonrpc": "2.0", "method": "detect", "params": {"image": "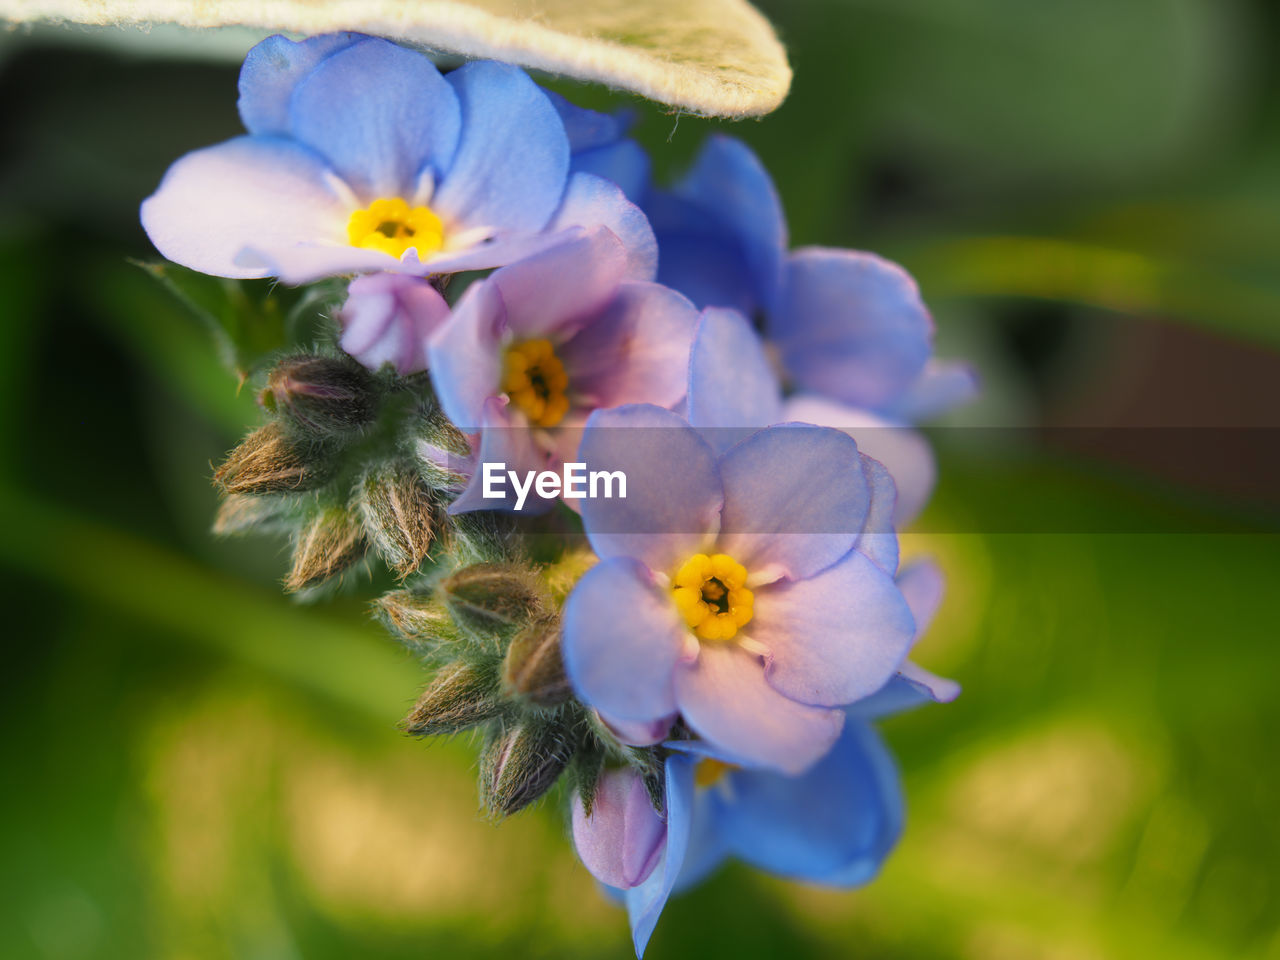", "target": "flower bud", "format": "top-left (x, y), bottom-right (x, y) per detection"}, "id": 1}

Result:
top-left (375, 590), bottom-right (460, 645)
top-left (571, 767), bottom-right (667, 889)
top-left (211, 493), bottom-right (289, 536)
top-left (285, 506), bottom-right (366, 592)
top-left (261, 353), bottom-right (379, 434)
top-left (481, 719), bottom-right (573, 817)
top-left (404, 661), bottom-right (504, 736)
top-left (501, 615), bottom-right (572, 707)
top-left (359, 465), bottom-right (437, 578)
top-left (213, 422), bottom-right (319, 495)
top-left (441, 563), bottom-right (547, 640)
